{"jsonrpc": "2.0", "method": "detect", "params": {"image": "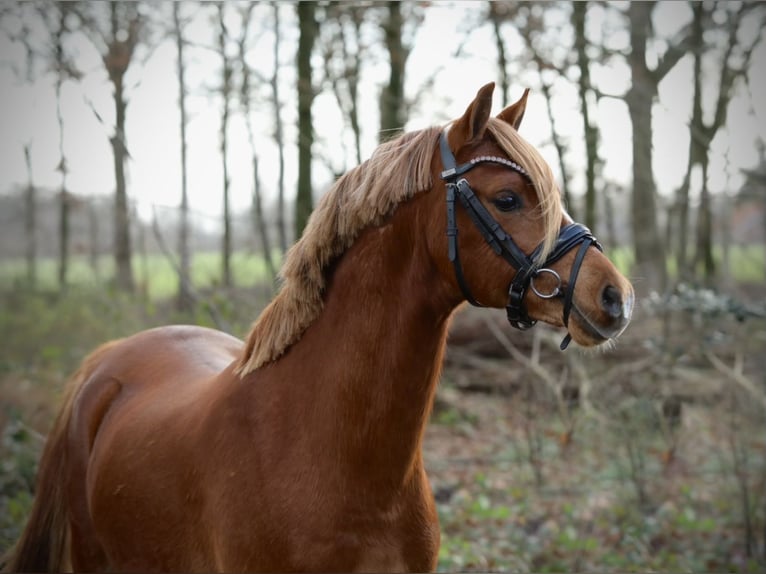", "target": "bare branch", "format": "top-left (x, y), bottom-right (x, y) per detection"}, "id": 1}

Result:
top-left (706, 351), bottom-right (766, 410)
top-left (481, 315), bottom-right (559, 391)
